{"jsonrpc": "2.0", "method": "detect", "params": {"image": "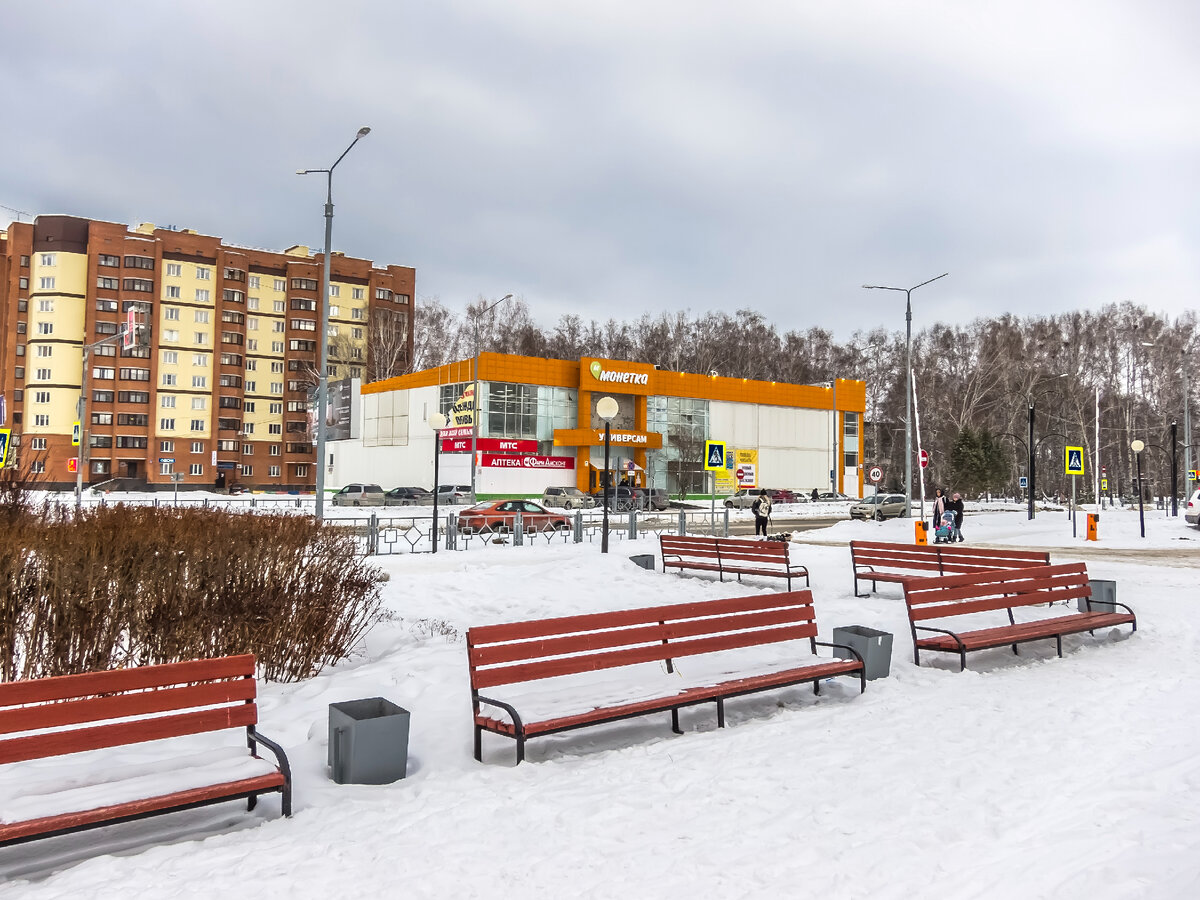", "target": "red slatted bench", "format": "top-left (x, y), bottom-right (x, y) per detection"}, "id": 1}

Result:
top-left (902, 562), bottom-right (1137, 671)
top-left (660, 535), bottom-right (809, 588)
top-left (851, 540), bottom-right (1051, 597)
top-left (0, 654), bottom-right (291, 848)
top-left (466, 591), bottom-right (864, 764)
